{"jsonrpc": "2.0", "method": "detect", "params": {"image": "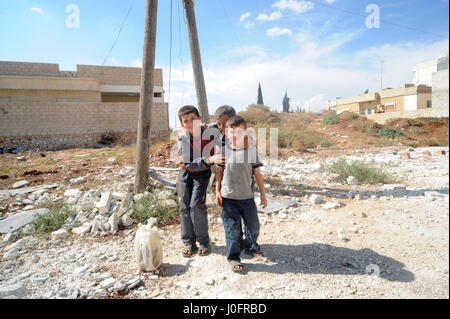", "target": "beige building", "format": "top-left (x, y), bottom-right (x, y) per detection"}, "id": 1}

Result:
top-left (0, 61), bottom-right (169, 150)
top-left (333, 84), bottom-right (432, 116)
